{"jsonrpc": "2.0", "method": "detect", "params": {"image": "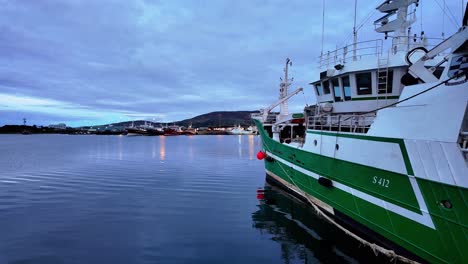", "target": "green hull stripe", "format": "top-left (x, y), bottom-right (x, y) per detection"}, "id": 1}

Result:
top-left (306, 130), bottom-right (414, 175)
top-left (254, 119), bottom-right (468, 263)
top-left (351, 96), bottom-right (400, 101)
top-left (318, 96), bottom-right (399, 103)
top-left (267, 151), bottom-right (434, 228)
top-left (254, 122), bottom-right (420, 213)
